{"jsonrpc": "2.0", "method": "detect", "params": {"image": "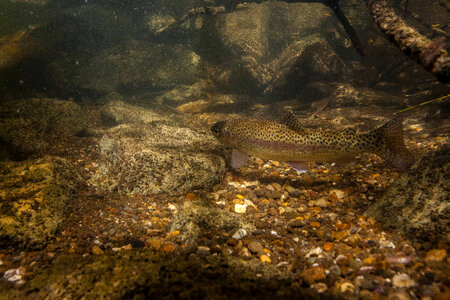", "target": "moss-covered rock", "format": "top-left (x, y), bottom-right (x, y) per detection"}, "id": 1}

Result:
top-left (100, 98), bottom-right (174, 125)
top-left (0, 156), bottom-right (82, 249)
top-left (93, 121), bottom-right (225, 195)
top-left (0, 98), bottom-right (87, 158)
top-left (171, 200), bottom-right (255, 244)
top-left (365, 147), bottom-right (450, 243)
